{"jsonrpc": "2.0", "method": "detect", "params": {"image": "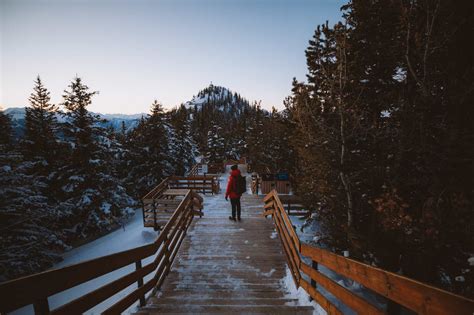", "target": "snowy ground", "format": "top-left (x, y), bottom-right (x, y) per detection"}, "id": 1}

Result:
top-left (13, 164), bottom-right (362, 315)
top-left (13, 210), bottom-right (160, 315)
